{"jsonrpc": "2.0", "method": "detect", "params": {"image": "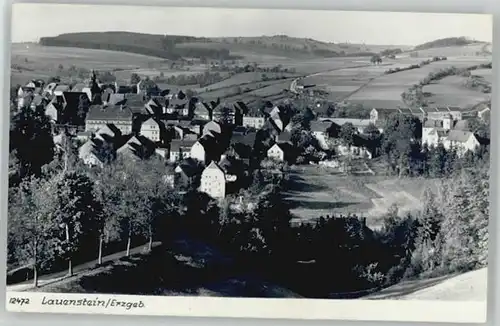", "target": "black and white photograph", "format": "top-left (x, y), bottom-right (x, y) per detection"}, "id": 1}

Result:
top-left (5, 3), bottom-right (492, 323)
